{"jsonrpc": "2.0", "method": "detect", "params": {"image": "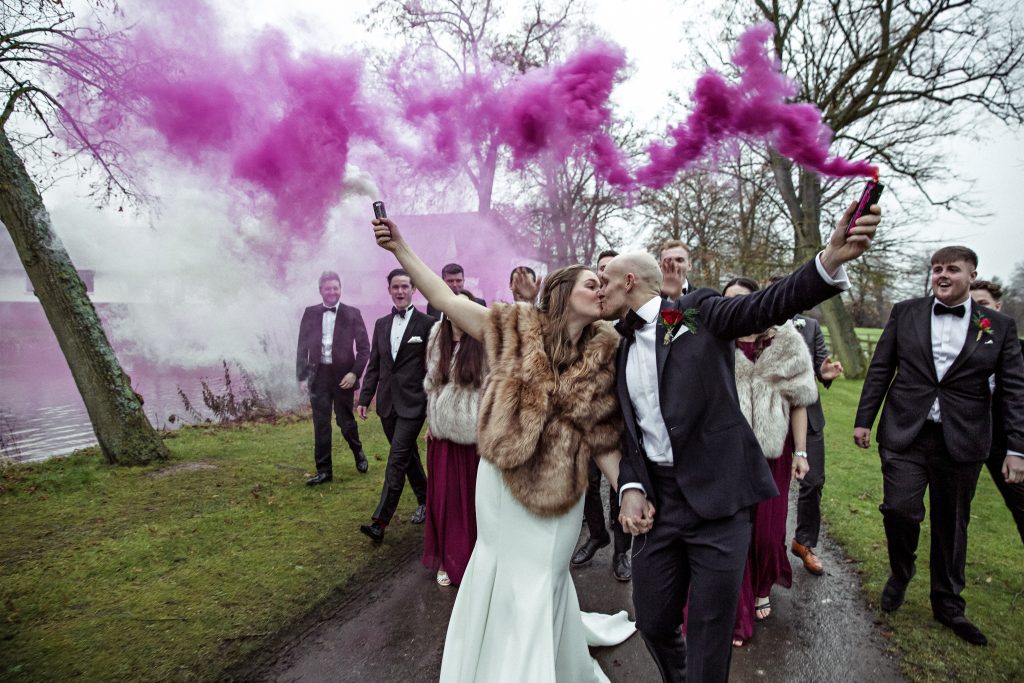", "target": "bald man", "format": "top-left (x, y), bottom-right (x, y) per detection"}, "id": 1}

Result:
top-left (600, 200), bottom-right (879, 682)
